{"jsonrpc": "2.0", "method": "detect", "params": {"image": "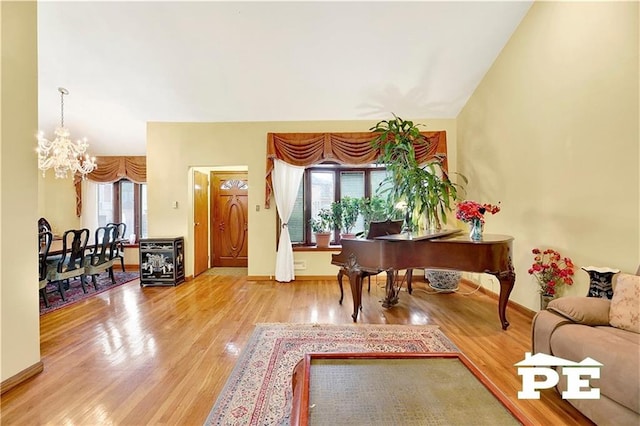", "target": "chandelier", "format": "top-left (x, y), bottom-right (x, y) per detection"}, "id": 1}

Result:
top-left (37, 87), bottom-right (97, 179)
